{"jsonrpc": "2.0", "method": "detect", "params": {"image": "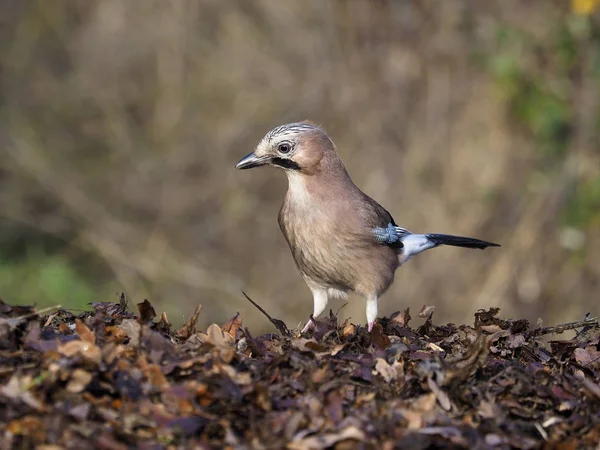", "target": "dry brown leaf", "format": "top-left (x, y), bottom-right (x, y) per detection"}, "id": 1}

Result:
top-left (582, 379), bottom-right (600, 400)
top-left (66, 368), bottom-right (93, 393)
top-left (177, 304), bottom-right (203, 339)
top-left (207, 323), bottom-right (235, 347)
top-left (575, 347), bottom-right (600, 368)
top-left (105, 325), bottom-right (129, 344)
top-left (355, 392), bottom-right (376, 407)
top-left (118, 319), bottom-right (142, 347)
top-left (371, 322), bottom-right (391, 349)
top-left (427, 376), bottom-right (452, 411)
top-left (214, 363), bottom-right (251, 385)
top-left (58, 340), bottom-right (102, 365)
top-left (398, 409), bottom-right (424, 430)
top-left (412, 393), bottom-right (437, 413)
top-left (148, 364), bottom-right (169, 389)
top-left (478, 400), bottom-right (501, 419)
top-left (156, 311), bottom-right (171, 331)
top-left (374, 358), bottom-right (403, 383)
top-left (102, 343), bottom-right (130, 364)
top-left (221, 313), bottom-right (243, 337)
top-left (480, 325), bottom-right (503, 333)
top-left (428, 342), bottom-right (445, 353)
top-left (75, 319), bottom-right (95, 344)
top-left (507, 334), bottom-right (526, 349)
top-left (391, 308), bottom-right (411, 327)
top-left (419, 305), bottom-right (436, 318)
top-left (445, 334), bottom-right (489, 384)
top-left (342, 323), bottom-right (355, 337)
top-left (43, 312), bottom-right (60, 328)
top-left (330, 343), bottom-right (346, 356)
top-left (289, 426), bottom-right (365, 449)
top-left (137, 299), bottom-right (156, 323)
top-left (311, 365), bottom-right (329, 384)
top-left (0, 375), bottom-right (45, 411)
top-left (6, 416), bottom-right (46, 441)
top-left (292, 338), bottom-right (327, 353)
